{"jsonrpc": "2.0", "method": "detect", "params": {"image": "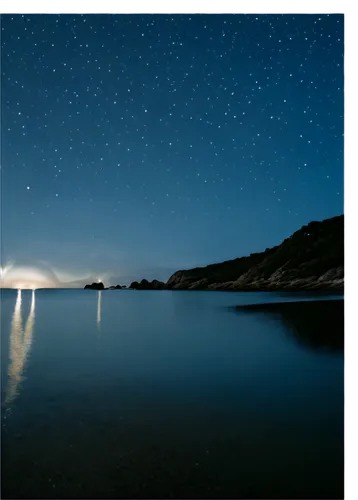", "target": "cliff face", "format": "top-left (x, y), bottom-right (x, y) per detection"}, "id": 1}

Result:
top-left (166, 215), bottom-right (344, 291)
